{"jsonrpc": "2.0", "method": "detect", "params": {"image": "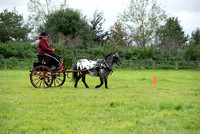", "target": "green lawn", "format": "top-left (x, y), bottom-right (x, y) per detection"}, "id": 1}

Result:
top-left (0, 69), bottom-right (200, 134)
